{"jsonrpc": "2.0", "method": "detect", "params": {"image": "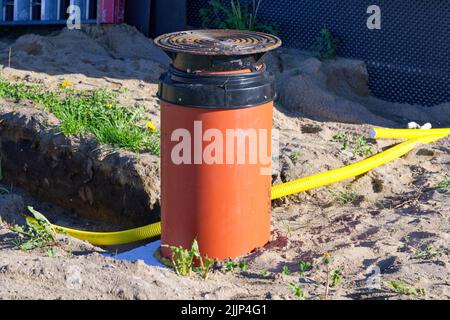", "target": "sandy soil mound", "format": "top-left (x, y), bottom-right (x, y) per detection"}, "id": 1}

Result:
top-left (265, 48), bottom-right (450, 127)
top-left (0, 25), bottom-right (168, 84)
top-left (2, 25), bottom-right (448, 130)
top-left (1, 124), bottom-right (448, 299)
top-left (82, 24), bottom-right (170, 64)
